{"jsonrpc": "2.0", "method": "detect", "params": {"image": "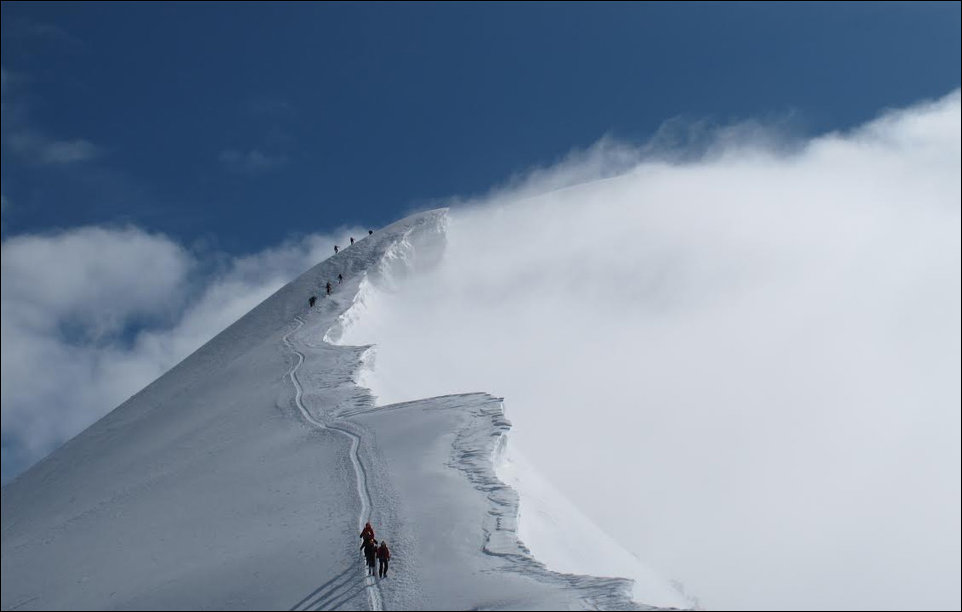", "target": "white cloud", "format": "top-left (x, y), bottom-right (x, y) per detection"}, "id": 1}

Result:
top-left (1, 224), bottom-right (361, 483)
top-left (338, 90), bottom-right (961, 610)
top-left (2, 226), bottom-right (191, 333)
